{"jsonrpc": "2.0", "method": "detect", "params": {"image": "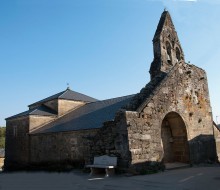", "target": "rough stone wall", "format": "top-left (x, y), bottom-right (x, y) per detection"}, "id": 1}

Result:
top-left (150, 11), bottom-right (184, 80)
top-left (5, 117), bottom-right (30, 170)
top-left (126, 61), bottom-right (216, 168)
top-left (58, 99), bottom-right (85, 116)
top-left (90, 62), bottom-right (216, 171)
top-left (89, 111), bottom-right (131, 168)
top-left (0, 158), bottom-right (4, 169)
top-left (125, 73), bottom-right (166, 111)
top-left (213, 124), bottom-right (220, 161)
top-left (30, 129), bottom-right (98, 165)
top-left (29, 115), bottom-right (55, 131)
